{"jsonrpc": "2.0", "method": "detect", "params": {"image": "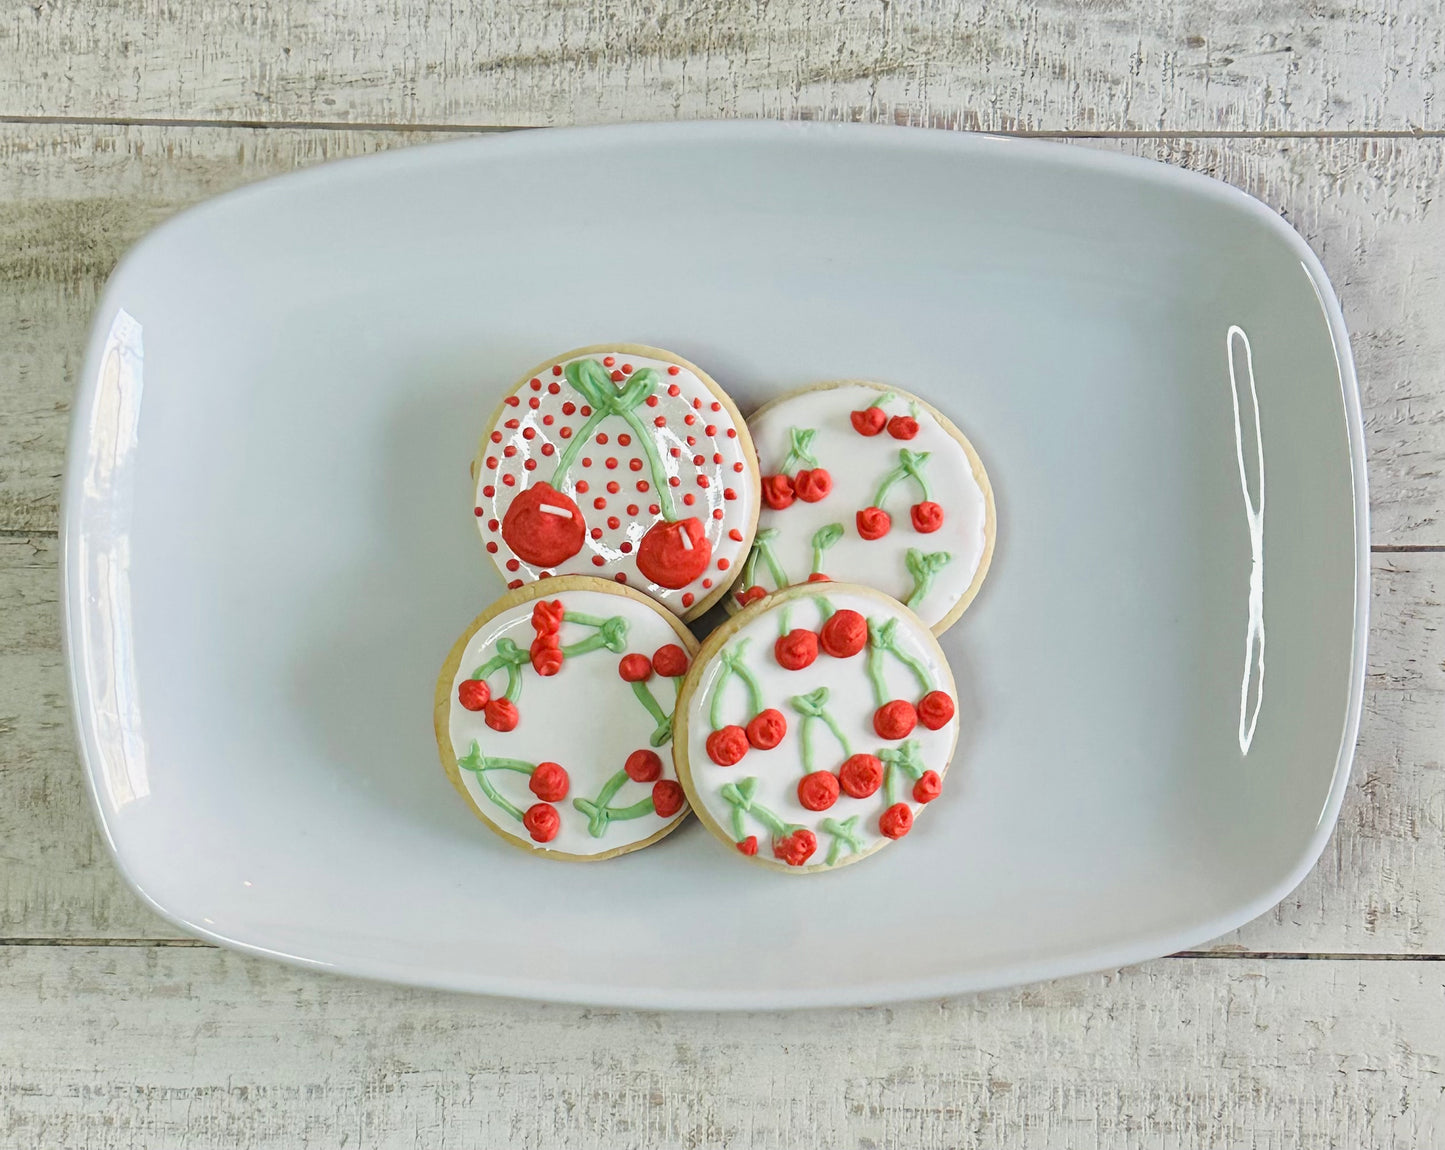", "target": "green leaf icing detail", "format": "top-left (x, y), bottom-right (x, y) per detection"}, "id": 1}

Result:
top-left (789, 687), bottom-right (852, 773)
top-left (873, 448), bottom-right (934, 508)
top-left (904, 548), bottom-right (954, 608)
top-left (881, 740), bottom-right (927, 806)
top-left (719, 776), bottom-right (797, 839)
top-left (810, 523), bottom-right (844, 576)
top-left (822, 815), bottom-right (865, 865)
top-left (471, 637), bottom-right (531, 703)
top-left (560, 614), bottom-right (629, 658)
top-left (456, 740), bottom-right (535, 823)
top-left (573, 766), bottom-right (656, 838)
top-left (779, 427), bottom-right (820, 476)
